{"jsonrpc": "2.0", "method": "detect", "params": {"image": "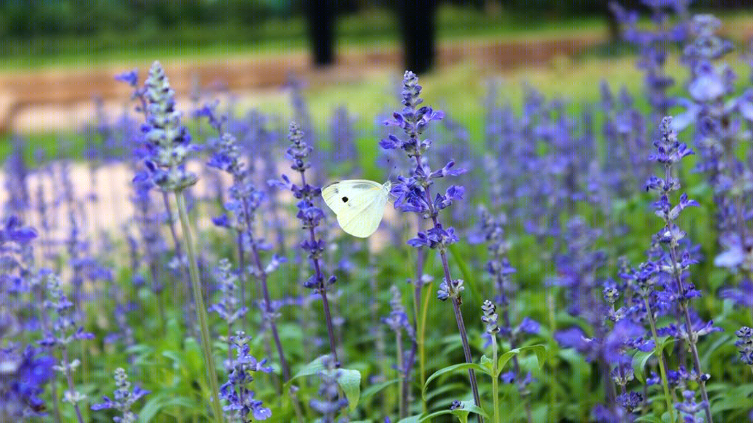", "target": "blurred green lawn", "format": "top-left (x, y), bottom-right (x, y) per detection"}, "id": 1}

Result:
top-left (0, 5), bottom-right (606, 70)
top-left (3, 4), bottom-right (751, 71)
